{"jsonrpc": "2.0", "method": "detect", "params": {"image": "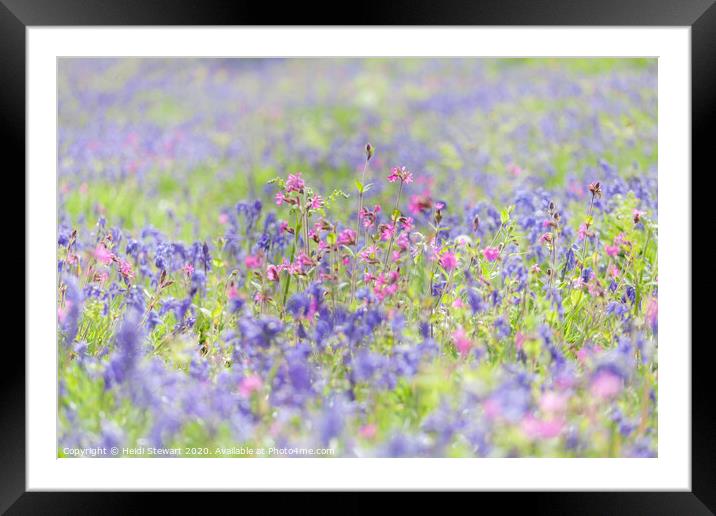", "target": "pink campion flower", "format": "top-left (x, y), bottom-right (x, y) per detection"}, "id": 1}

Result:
top-left (296, 252), bottom-right (315, 267)
top-left (278, 220), bottom-right (289, 233)
top-left (227, 285), bottom-right (240, 300)
top-left (94, 244), bottom-right (113, 265)
top-left (590, 369), bottom-right (623, 399)
top-left (359, 245), bottom-right (379, 264)
top-left (218, 213), bottom-right (229, 225)
top-left (587, 279), bottom-right (602, 297)
top-left (608, 264), bottom-right (620, 278)
top-left (452, 298), bottom-right (465, 309)
top-left (118, 260), bottom-right (135, 280)
top-left (359, 424), bottom-right (377, 440)
top-left (239, 375), bottom-right (263, 398)
top-left (396, 232), bottom-right (410, 251)
top-left (266, 264), bottom-right (280, 282)
top-left (309, 195), bottom-right (324, 210)
top-left (387, 166), bottom-right (414, 184)
top-left (373, 271), bottom-right (400, 301)
top-left (285, 172), bottom-right (305, 193)
top-left (482, 246), bottom-right (500, 262)
top-left (337, 228), bottom-right (357, 246)
top-left (605, 244), bottom-right (619, 257)
top-left (452, 327), bottom-right (473, 357)
top-left (439, 251), bottom-right (458, 271)
top-left (380, 270), bottom-right (399, 285)
top-left (385, 283), bottom-right (399, 298)
top-left (183, 263), bottom-right (194, 277)
top-left (380, 224), bottom-right (396, 242)
top-left (578, 223), bottom-right (589, 240)
top-left (275, 191), bottom-right (286, 206)
top-left (539, 232), bottom-right (553, 245)
top-left (94, 270), bottom-right (109, 284)
top-left (308, 221), bottom-right (324, 240)
top-left (515, 332), bottom-right (526, 351)
top-left (245, 254), bottom-right (263, 269)
top-left (285, 261), bottom-right (302, 276)
top-left (400, 217), bottom-right (414, 232)
top-left (632, 208), bottom-right (645, 223)
top-left (614, 233), bottom-right (627, 246)
top-left (359, 204), bottom-right (381, 229)
top-left (408, 193), bottom-right (433, 215)
top-left (587, 277), bottom-right (604, 297)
